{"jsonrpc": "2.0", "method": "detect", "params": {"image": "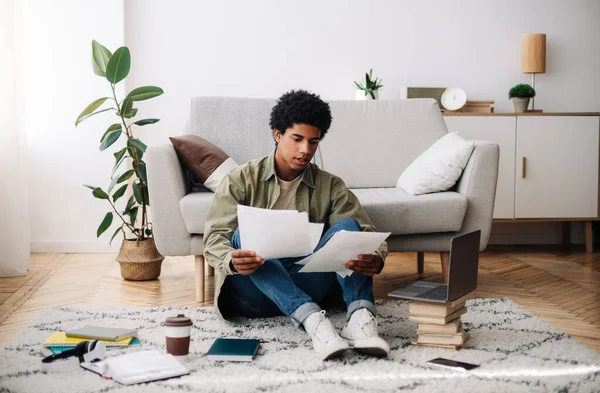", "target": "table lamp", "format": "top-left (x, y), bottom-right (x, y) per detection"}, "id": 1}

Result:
top-left (522, 33), bottom-right (546, 112)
